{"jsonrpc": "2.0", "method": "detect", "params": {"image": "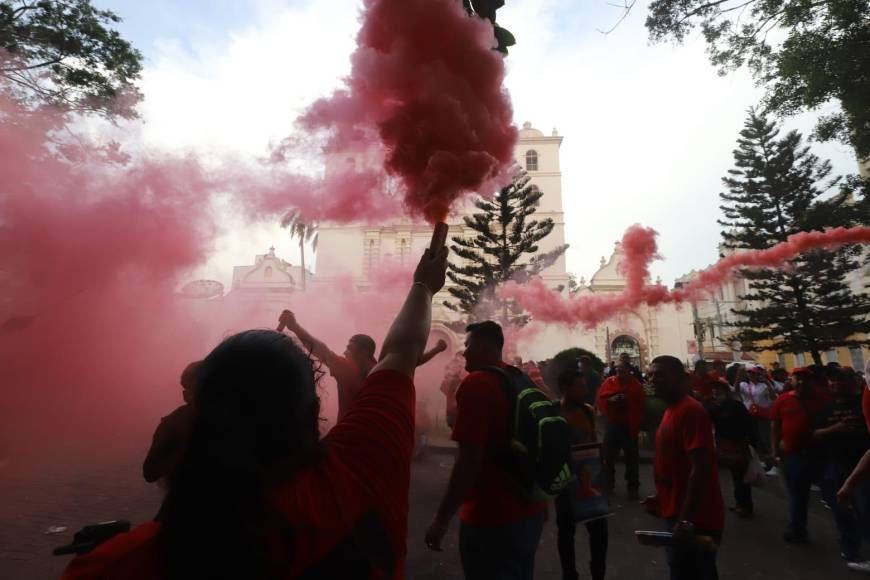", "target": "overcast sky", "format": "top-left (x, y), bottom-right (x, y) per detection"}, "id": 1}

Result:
top-left (98, 0), bottom-right (861, 286)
